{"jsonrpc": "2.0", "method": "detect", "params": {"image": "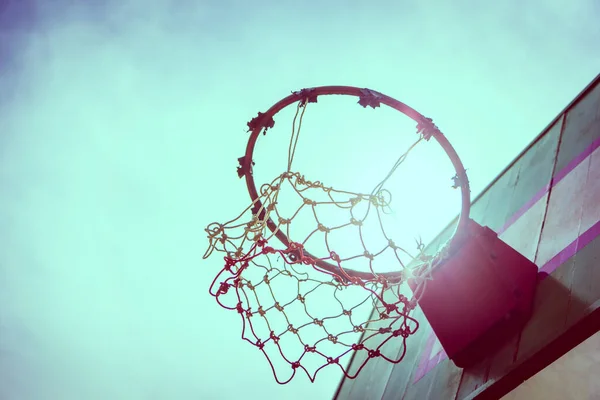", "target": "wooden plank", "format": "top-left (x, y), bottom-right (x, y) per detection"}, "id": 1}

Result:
top-left (347, 345), bottom-right (398, 400)
top-left (455, 357), bottom-right (491, 400)
top-left (505, 119), bottom-right (560, 225)
top-left (534, 153), bottom-right (589, 267)
top-left (579, 146), bottom-right (600, 236)
top-left (381, 307), bottom-right (430, 400)
top-left (428, 358), bottom-right (462, 399)
top-left (480, 167), bottom-right (519, 233)
top-left (458, 330), bottom-right (523, 400)
top-left (516, 264), bottom-right (577, 362)
top-left (339, 285), bottom-right (423, 400)
top-left (555, 80), bottom-right (600, 173)
top-left (469, 186), bottom-right (491, 225)
top-left (512, 126), bottom-right (593, 361)
top-left (564, 145), bottom-right (600, 326)
top-left (456, 159), bottom-right (552, 399)
top-left (334, 305), bottom-right (378, 399)
top-left (335, 372), bottom-right (357, 400)
top-left (345, 318), bottom-right (400, 399)
top-left (567, 231), bottom-right (600, 327)
top-left (401, 356), bottom-right (438, 400)
top-left (500, 330), bottom-right (600, 399)
top-left (464, 300), bottom-right (600, 400)
top-left (499, 192), bottom-right (547, 262)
